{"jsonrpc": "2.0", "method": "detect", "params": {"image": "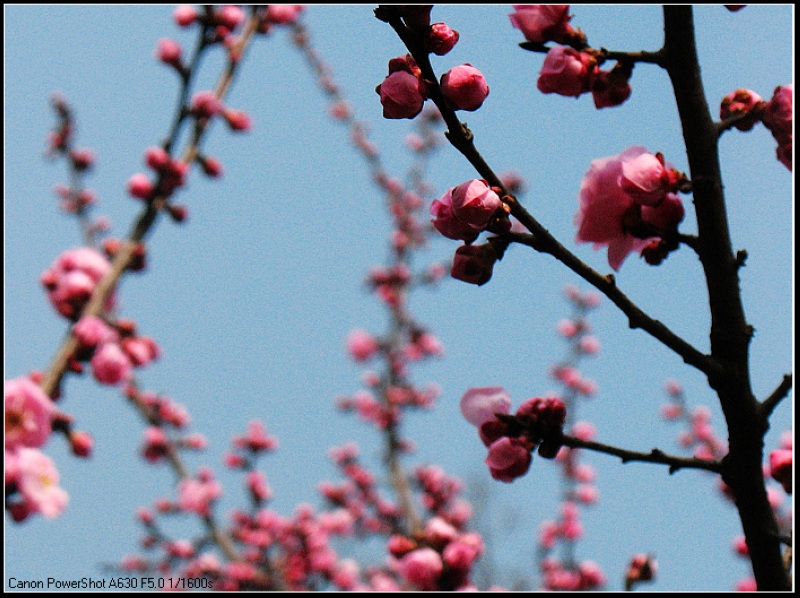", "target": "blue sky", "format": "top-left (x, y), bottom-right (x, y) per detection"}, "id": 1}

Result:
top-left (5, 5), bottom-right (793, 591)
